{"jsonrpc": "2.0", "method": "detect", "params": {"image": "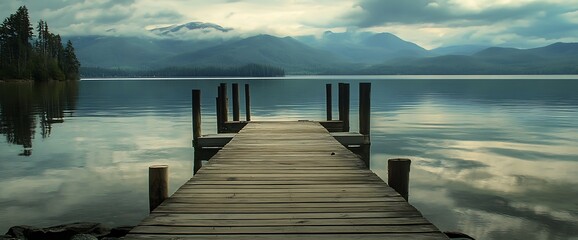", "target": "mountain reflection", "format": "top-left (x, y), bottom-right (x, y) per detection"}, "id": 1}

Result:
top-left (0, 81), bottom-right (78, 156)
